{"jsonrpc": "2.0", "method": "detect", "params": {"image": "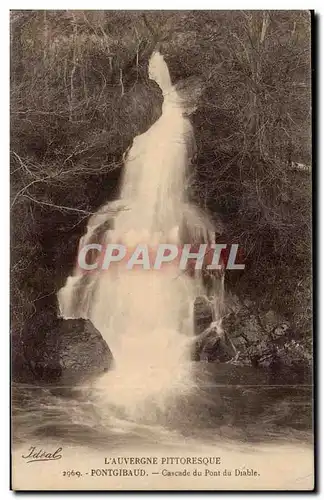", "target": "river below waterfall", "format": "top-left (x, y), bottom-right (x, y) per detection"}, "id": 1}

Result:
top-left (12, 364), bottom-right (313, 490)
